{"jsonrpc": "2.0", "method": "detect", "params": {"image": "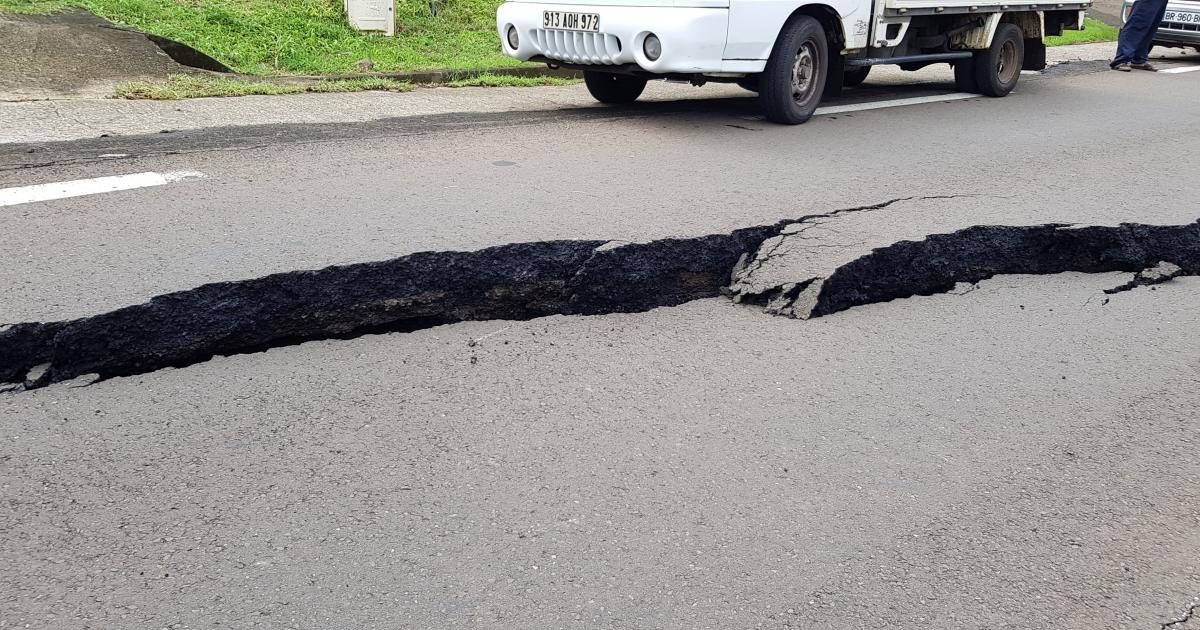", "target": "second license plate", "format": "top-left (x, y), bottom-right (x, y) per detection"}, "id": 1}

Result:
top-left (543, 11), bottom-right (600, 31)
top-left (1164, 10), bottom-right (1200, 23)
